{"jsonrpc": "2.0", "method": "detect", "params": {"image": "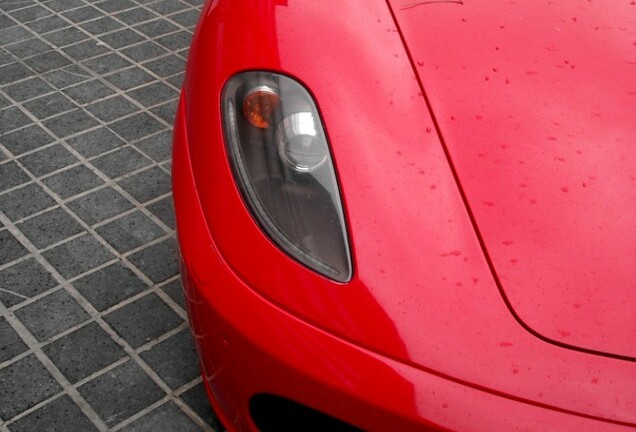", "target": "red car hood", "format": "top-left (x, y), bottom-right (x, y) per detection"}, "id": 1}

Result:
top-left (389, 0), bottom-right (636, 359)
